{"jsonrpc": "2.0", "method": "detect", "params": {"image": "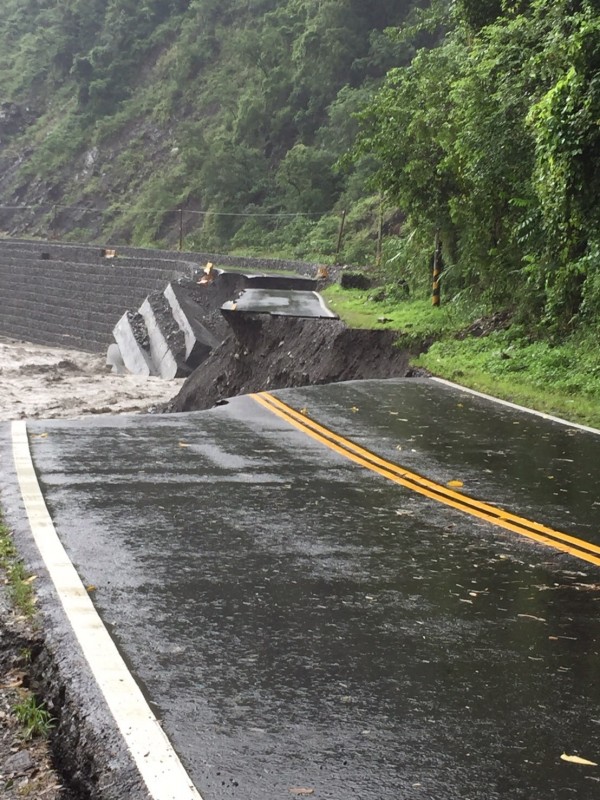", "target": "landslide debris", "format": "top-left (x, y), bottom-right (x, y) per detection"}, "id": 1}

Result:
top-left (167, 315), bottom-right (413, 413)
